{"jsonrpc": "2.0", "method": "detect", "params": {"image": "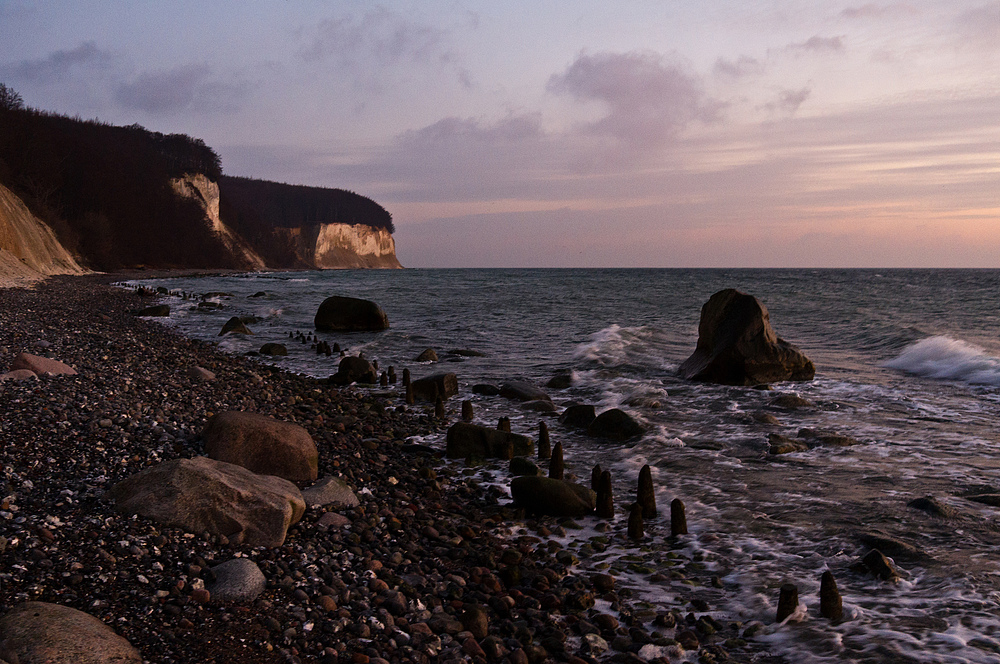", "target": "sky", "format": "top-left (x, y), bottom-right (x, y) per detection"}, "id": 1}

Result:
top-left (1, 0), bottom-right (998, 267)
